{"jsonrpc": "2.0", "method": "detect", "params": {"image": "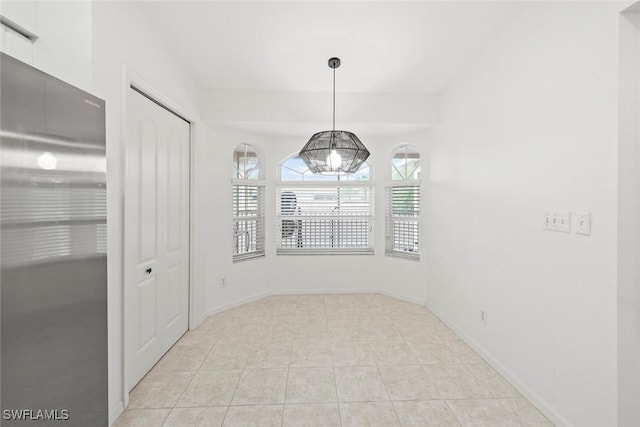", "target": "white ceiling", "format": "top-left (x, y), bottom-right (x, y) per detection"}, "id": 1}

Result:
top-left (136, 1), bottom-right (522, 94)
